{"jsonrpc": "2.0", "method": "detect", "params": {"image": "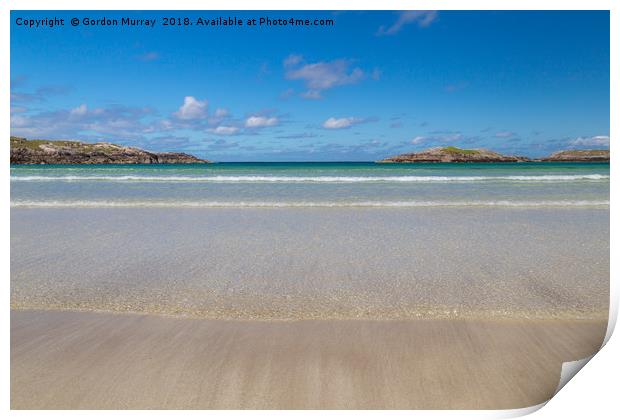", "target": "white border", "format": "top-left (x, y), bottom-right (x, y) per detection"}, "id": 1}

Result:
top-left (2, 1), bottom-right (616, 419)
